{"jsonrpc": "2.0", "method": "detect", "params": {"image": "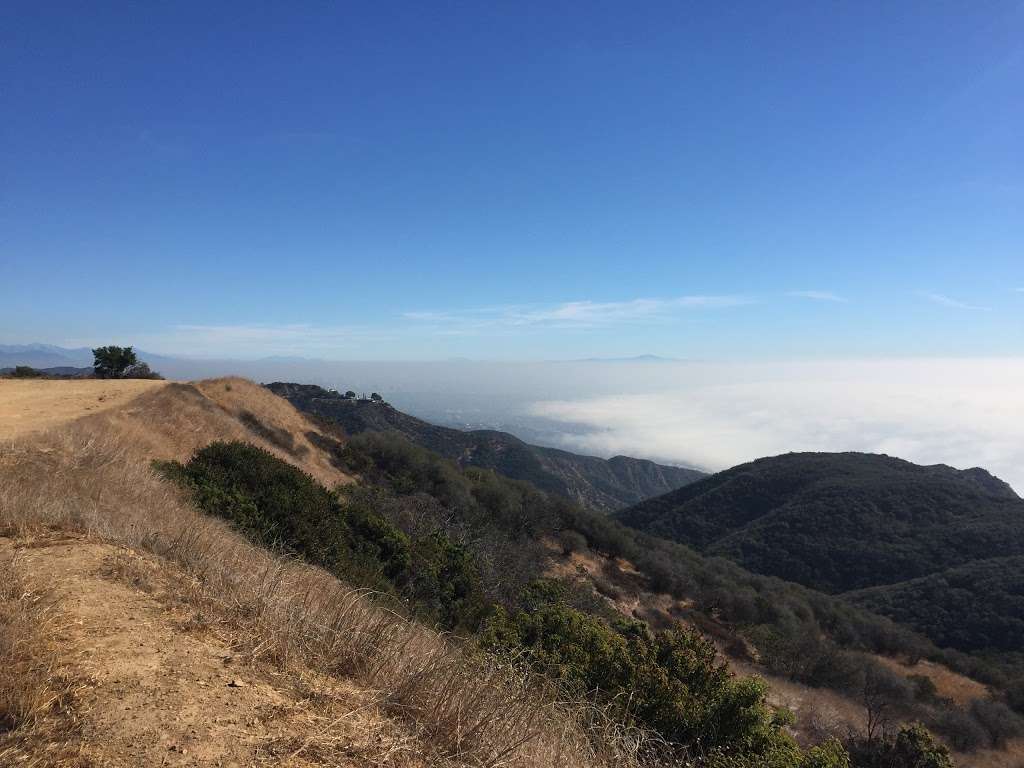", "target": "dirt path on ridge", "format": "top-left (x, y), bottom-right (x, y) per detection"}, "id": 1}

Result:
top-left (1, 536), bottom-right (422, 767)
